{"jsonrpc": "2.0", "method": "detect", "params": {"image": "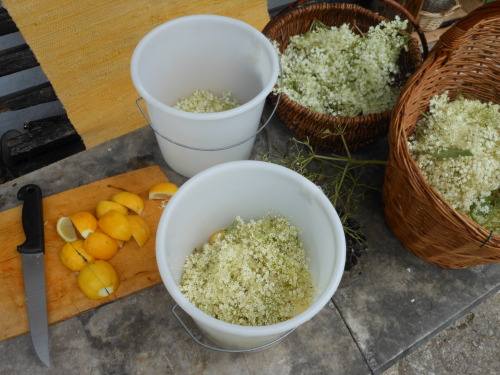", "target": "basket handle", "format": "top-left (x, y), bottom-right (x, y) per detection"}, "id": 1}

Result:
top-left (439, 1), bottom-right (500, 51)
top-left (266, 0), bottom-right (428, 59)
